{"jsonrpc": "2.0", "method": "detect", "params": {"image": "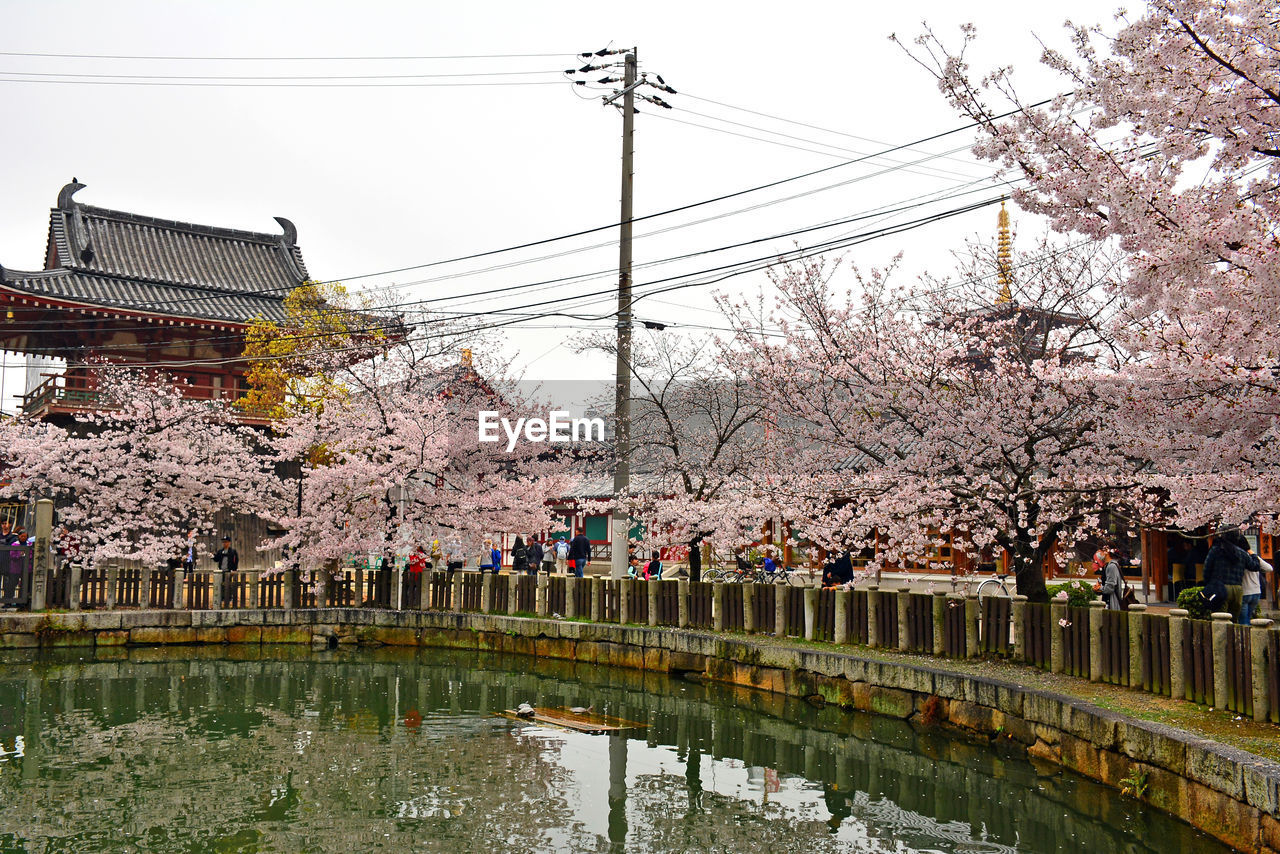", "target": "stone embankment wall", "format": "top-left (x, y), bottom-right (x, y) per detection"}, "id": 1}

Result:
top-left (2, 607), bottom-right (1279, 853)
